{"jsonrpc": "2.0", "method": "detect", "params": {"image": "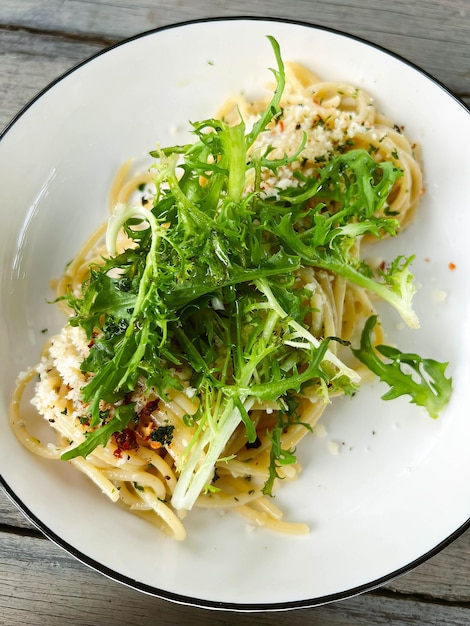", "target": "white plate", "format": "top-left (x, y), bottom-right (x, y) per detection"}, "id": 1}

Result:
top-left (1, 18), bottom-right (469, 610)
